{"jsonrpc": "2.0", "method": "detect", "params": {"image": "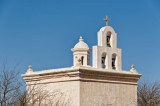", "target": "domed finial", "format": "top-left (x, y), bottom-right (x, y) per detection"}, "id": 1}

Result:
top-left (79, 36), bottom-right (84, 41)
top-left (26, 65), bottom-right (33, 74)
top-left (130, 64), bottom-right (137, 73)
top-left (131, 64), bottom-right (135, 69)
top-left (29, 65), bottom-right (32, 69)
